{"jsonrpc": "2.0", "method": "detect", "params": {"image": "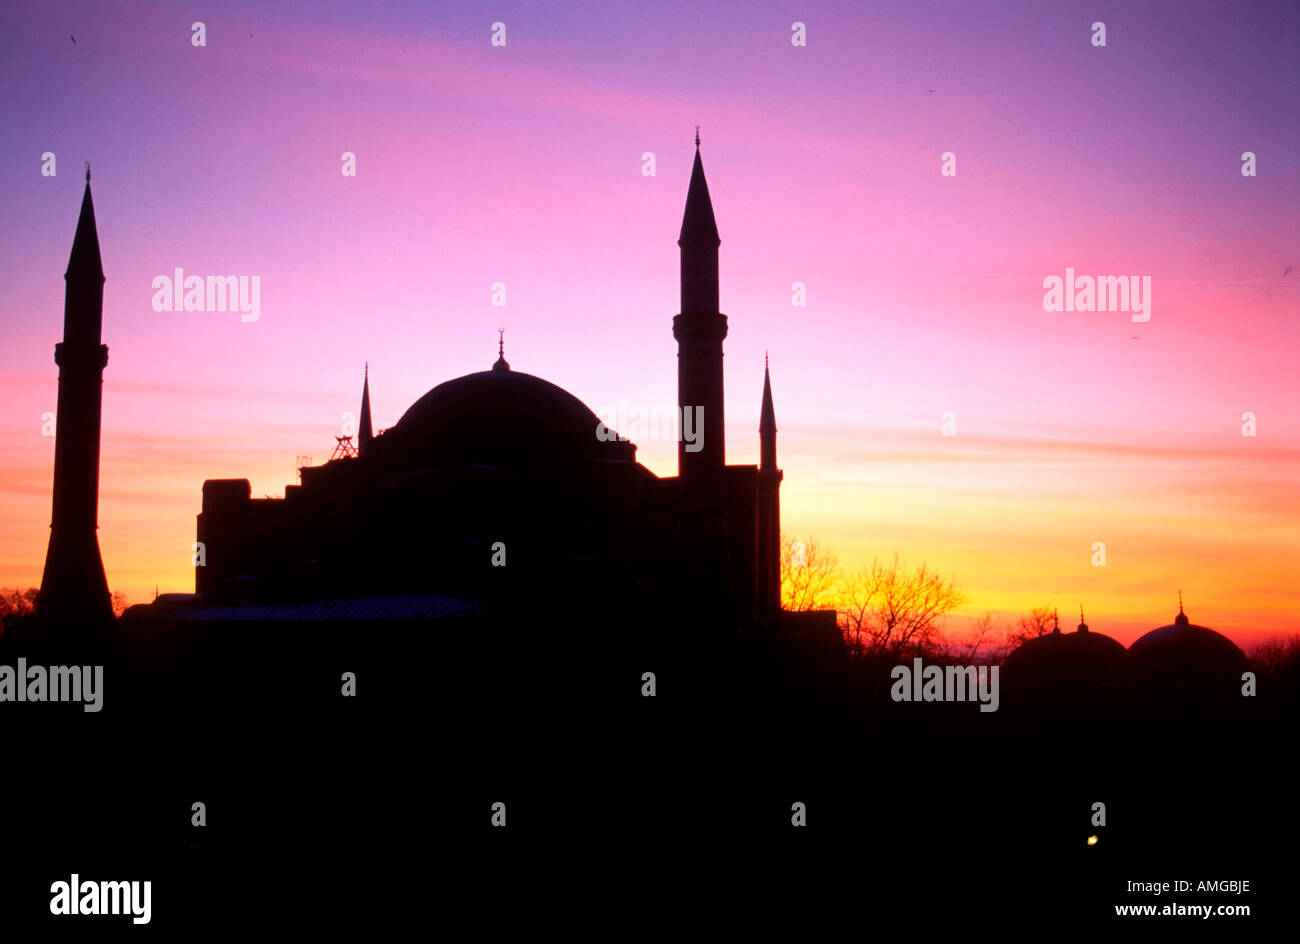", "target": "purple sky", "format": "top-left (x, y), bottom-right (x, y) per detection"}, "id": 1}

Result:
top-left (1, 0), bottom-right (1297, 642)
